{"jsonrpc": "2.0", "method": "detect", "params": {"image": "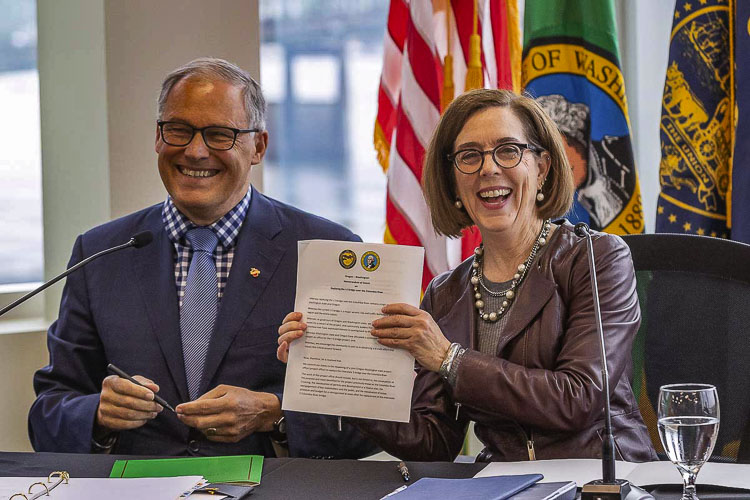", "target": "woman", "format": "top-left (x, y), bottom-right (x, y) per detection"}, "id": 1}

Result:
top-left (278, 89), bottom-right (656, 462)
